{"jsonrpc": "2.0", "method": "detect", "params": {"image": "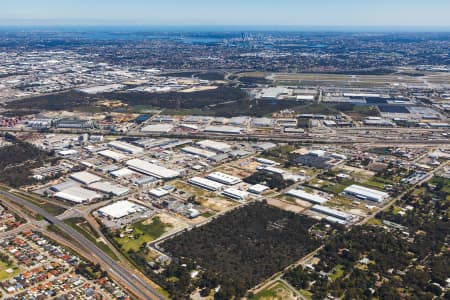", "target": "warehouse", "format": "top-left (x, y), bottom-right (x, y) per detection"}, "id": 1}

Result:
top-left (149, 188), bottom-right (170, 198)
top-left (248, 184), bottom-right (270, 195)
top-left (286, 189), bottom-right (328, 205)
top-left (181, 146), bottom-right (217, 159)
top-left (311, 205), bottom-right (350, 221)
top-left (222, 188), bottom-right (249, 201)
top-left (55, 186), bottom-right (103, 204)
top-left (98, 149), bottom-right (127, 162)
top-left (343, 185), bottom-right (389, 203)
top-left (141, 124), bottom-right (174, 133)
top-left (203, 125), bottom-right (243, 135)
top-left (98, 200), bottom-right (147, 219)
top-left (196, 140), bottom-right (232, 153)
top-left (188, 177), bottom-right (224, 191)
top-left (108, 141), bottom-right (144, 155)
top-left (206, 172), bottom-right (241, 185)
top-left (50, 180), bottom-right (79, 192)
top-left (126, 159), bottom-right (180, 179)
top-left (88, 181), bottom-right (129, 196)
top-left (69, 171), bottom-right (102, 185)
